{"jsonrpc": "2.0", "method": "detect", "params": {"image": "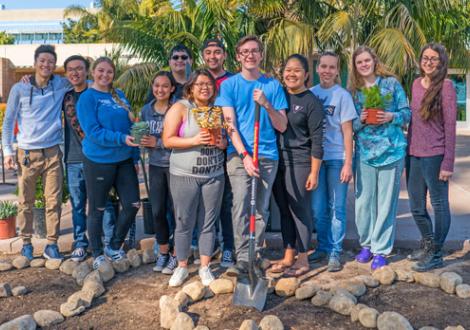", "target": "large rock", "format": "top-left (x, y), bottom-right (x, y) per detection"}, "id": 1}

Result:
top-left (159, 295), bottom-right (181, 329)
top-left (67, 290), bottom-right (94, 309)
top-left (0, 260), bottom-right (13, 272)
top-left (59, 259), bottom-right (79, 275)
top-left (127, 249), bottom-right (142, 268)
top-left (209, 278), bottom-right (234, 294)
top-left (82, 271), bottom-right (105, 298)
top-left (275, 277), bottom-right (299, 297)
top-left (0, 315), bottom-right (36, 330)
top-left (444, 326), bottom-right (465, 330)
top-left (359, 307), bottom-right (379, 328)
top-left (338, 280), bottom-right (367, 297)
top-left (60, 302), bottom-right (86, 318)
top-left (259, 315), bottom-right (284, 330)
top-left (0, 282), bottom-right (12, 297)
top-left (239, 319), bottom-right (259, 330)
top-left (355, 275), bottom-right (380, 288)
top-left (72, 262), bottom-right (92, 286)
top-left (414, 272), bottom-right (440, 288)
top-left (33, 310), bottom-right (65, 327)
top-left (182, 281), bottom-right (206, 302)
top-left (419, 327), bottom-right (439, 330)
top-left (455, 284), bottom-right (470, 298)
top-left (174, 291), bottom-right (190, 309)
top-left (12, 286), bottom-right (29, 296)
top-left (440, 272), bottom-right (463, 294)
top-left (113, 258), bottom-right (130, 273)
top-left (97, 260), bottom-right (115, 282)
top-left (295, 283), bottom-right (319, 300)
top-left (170, 312), bottom-right (194, 330)
top-left (377, 312), bottom-right (413, 330)
top-left (395, 269), bottom-right (415, 283)
top-left (142, 248), bottom-right (156, 264)
top-left (12, 256), bottom-right (30, 270)
top-left (372, 266), bottom-right (396, 285)
top-left (328, 294), bottom-right (357, 316)
top-left (30, 259), bottom-right (46, 268)
top-left (350, 303), bottom-right (368, 322)
top-left (311, 290), bottom-right (332, 307)
top-left (331, 288), bottom-right (357, 304)
top-left (194, 326), bottom-right (210, 330)
top-left (45, 259), bottom-right (62, 270)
